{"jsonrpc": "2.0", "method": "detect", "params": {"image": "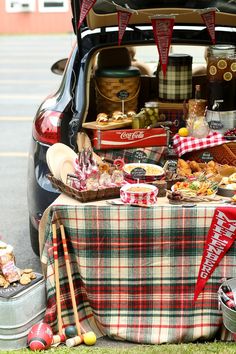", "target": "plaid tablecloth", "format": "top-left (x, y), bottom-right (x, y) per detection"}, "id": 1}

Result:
top-left (173, 132), bottom-right (229, 157)
top-left (41, 202), bottom-right (236, 344)
top-left (94, 146), bottom-right (166, 165)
